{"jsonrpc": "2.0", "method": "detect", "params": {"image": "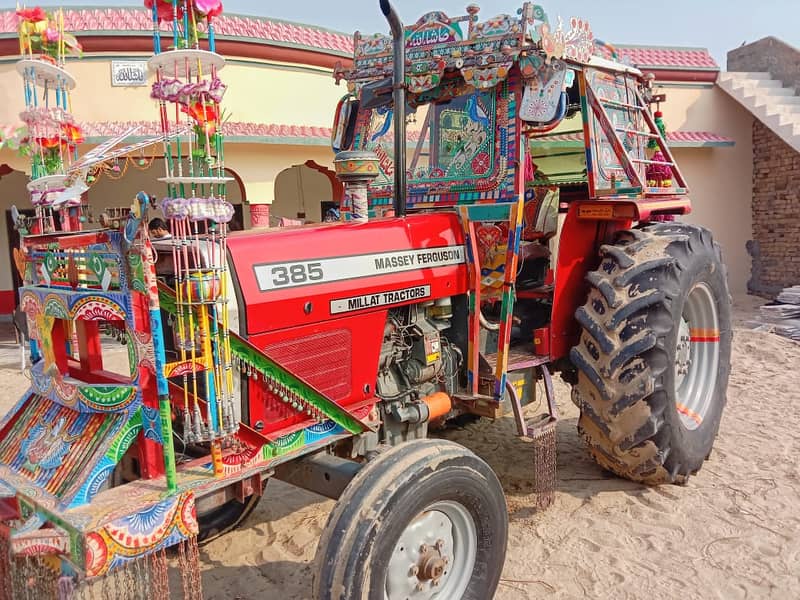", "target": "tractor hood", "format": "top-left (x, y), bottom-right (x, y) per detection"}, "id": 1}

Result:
top-left (227, 212), bottom-right (469, 335)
